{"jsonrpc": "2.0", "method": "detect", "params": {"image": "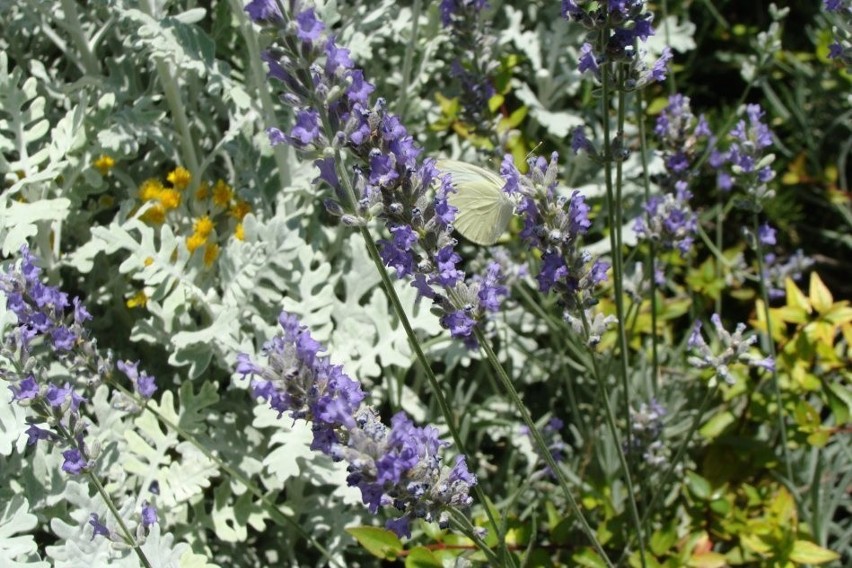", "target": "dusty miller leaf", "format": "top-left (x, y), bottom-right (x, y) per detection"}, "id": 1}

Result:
top-left (0, 496), bottom-right (48, 568)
